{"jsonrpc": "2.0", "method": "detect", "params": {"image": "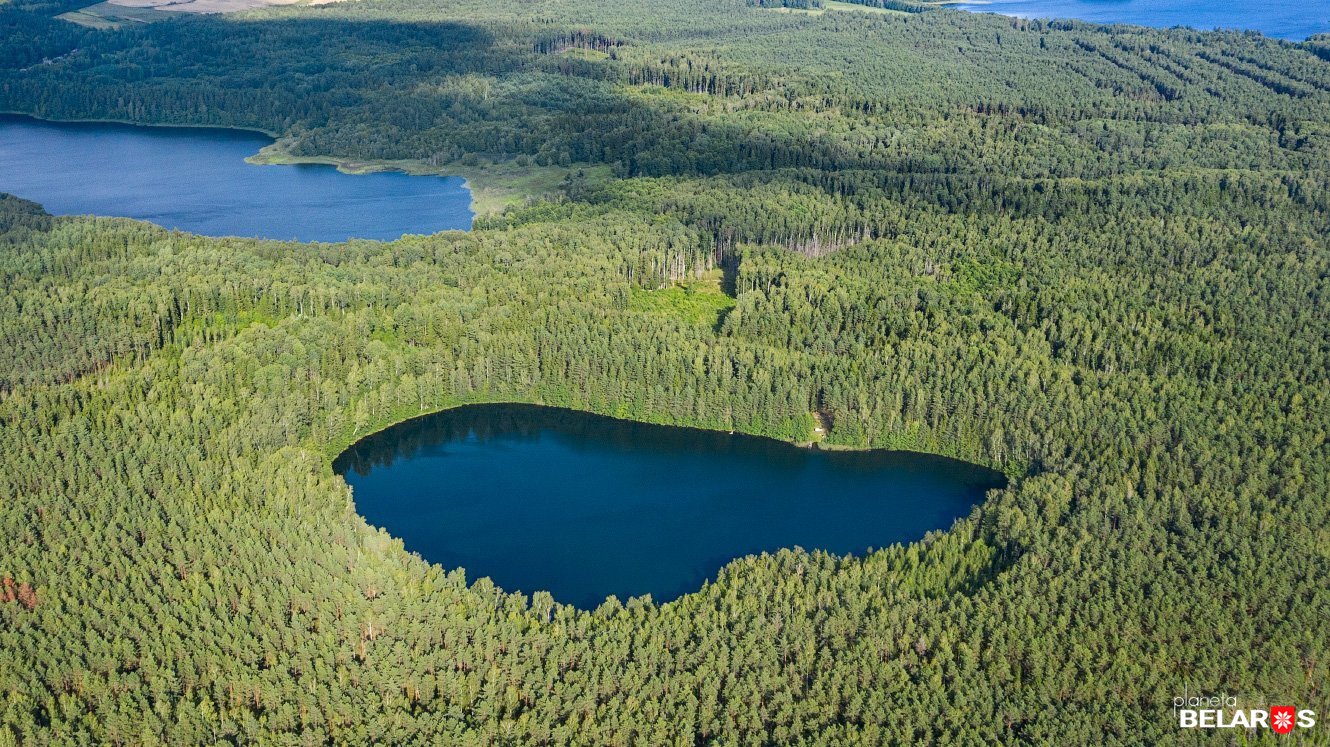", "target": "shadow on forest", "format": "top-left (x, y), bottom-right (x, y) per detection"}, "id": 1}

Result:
top-left (1, 5), bottom-right (979, 274)
top-left (8, 10), bottom-right (868, 188)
